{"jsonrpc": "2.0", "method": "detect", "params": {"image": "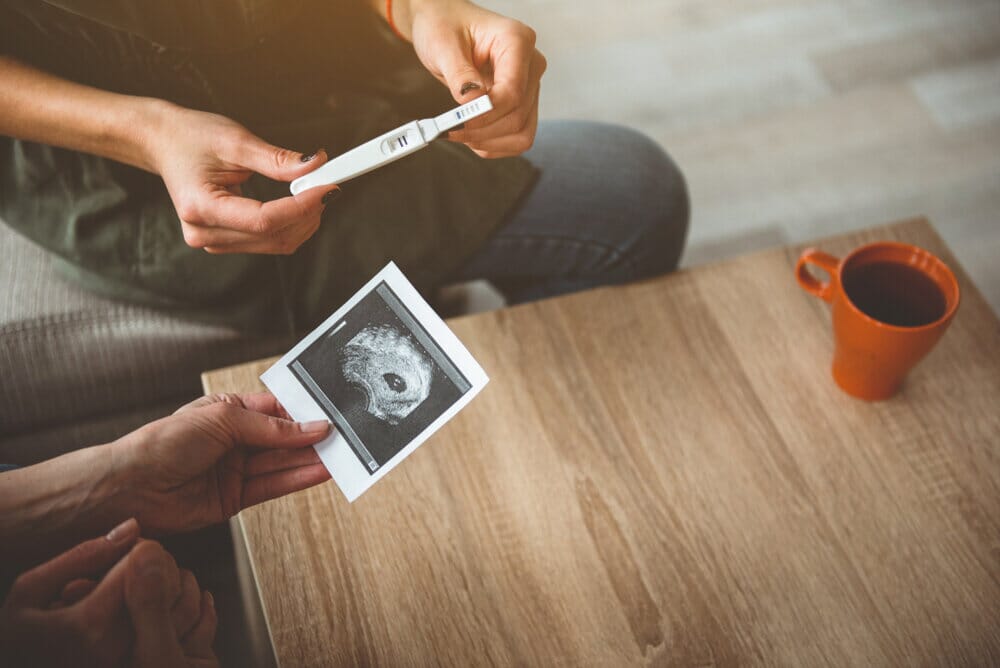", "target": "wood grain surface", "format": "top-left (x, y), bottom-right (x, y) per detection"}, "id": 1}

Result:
top-left (203, 219), bottom-right (1000, 667)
